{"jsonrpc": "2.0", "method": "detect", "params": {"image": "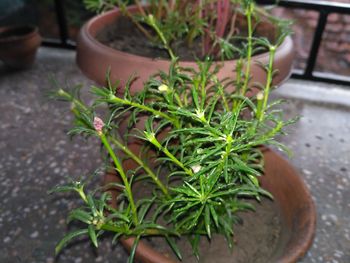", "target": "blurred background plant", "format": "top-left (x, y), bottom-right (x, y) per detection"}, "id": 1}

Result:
top-left (2, 0), bottom-right (349, 76)
top-left (82, 0), bottom-right (290, 60)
